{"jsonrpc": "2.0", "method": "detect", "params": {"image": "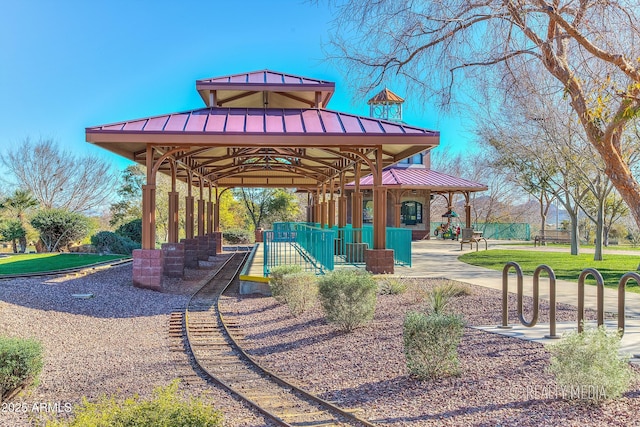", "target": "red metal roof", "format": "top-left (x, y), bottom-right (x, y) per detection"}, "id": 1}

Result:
top-left (346, 165), bottom-right (488, 192)
top-left (196, 69), bottom-right (335, 108)
top-left (87, 107), bottom-right (438, 137)
top-left (368, 88), bottom-right (404, 104)
top-left (197, 69), bottom-right (335, 88)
